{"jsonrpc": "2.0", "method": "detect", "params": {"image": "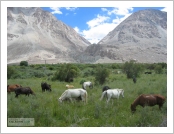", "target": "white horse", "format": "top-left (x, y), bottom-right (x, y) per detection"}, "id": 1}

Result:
top-left (100, 89), bottom-right (124, 104)
top-left (82, 81), bottom-right (93, 90)
top-left (58, 88), bottom-right (88, 103)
